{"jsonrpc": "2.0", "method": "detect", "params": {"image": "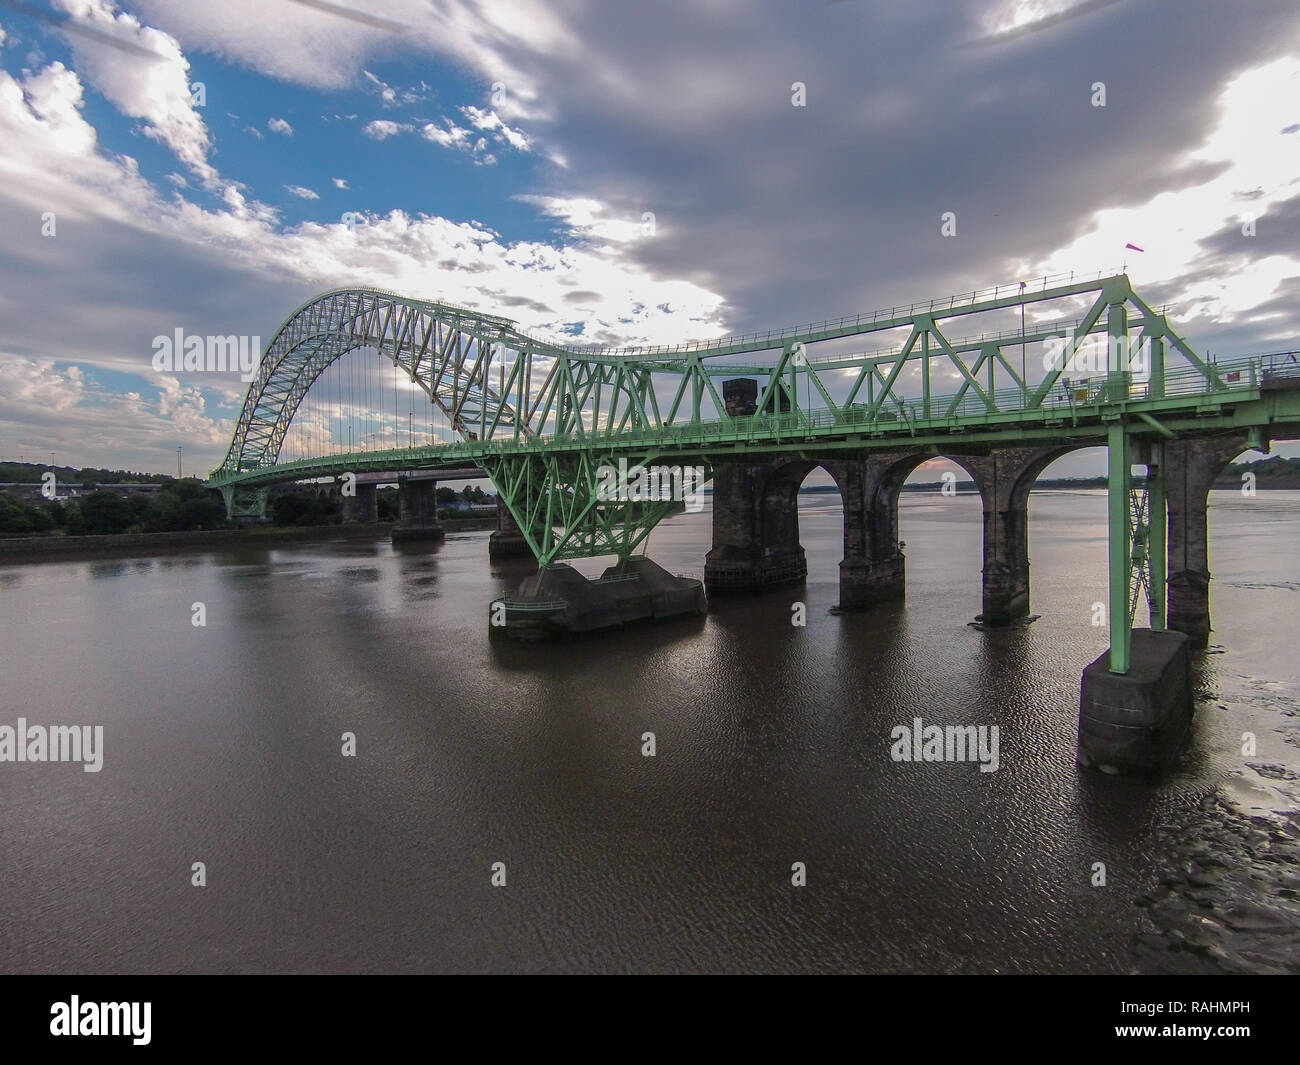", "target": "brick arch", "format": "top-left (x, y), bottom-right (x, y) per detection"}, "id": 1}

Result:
top-left (863, 451), bottom-right (988, 567)
top-left (756, 457), bottom-right (859, 564)
top-left (749, 458), bottom-right (858, 589)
